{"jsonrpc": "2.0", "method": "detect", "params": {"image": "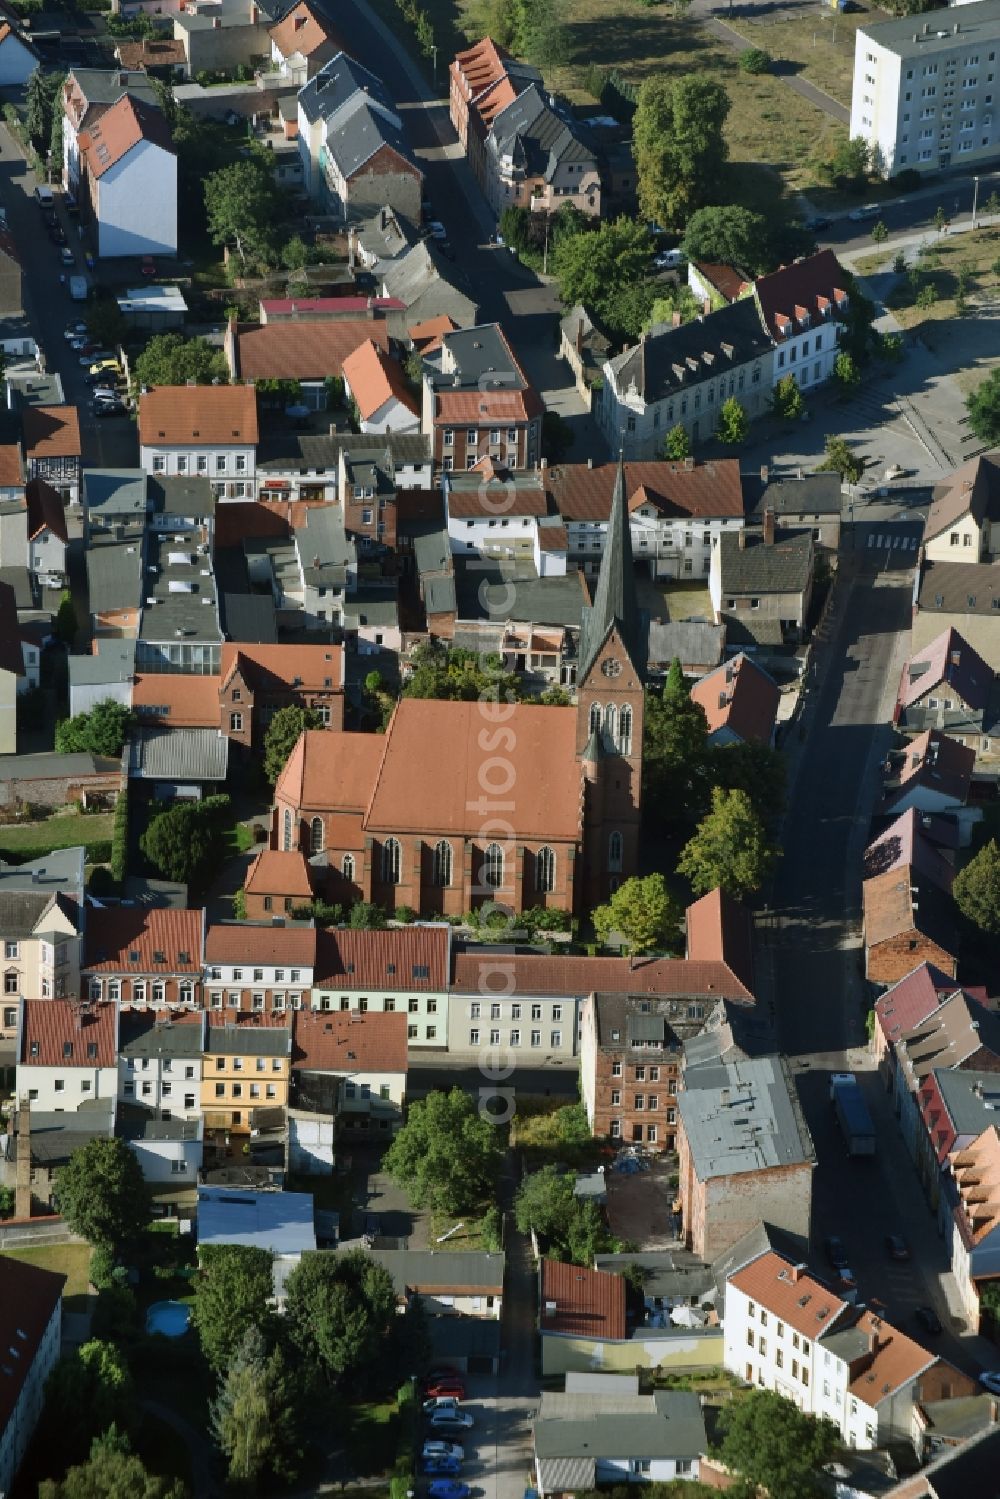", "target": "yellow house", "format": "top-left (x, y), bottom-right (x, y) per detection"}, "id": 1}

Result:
top-left (0, 891), bottom-right (83, 1048)
top-left (923, 454), bottom-right (1000, 565)
top-left (202, 1016), bottom-right (292, 1145)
